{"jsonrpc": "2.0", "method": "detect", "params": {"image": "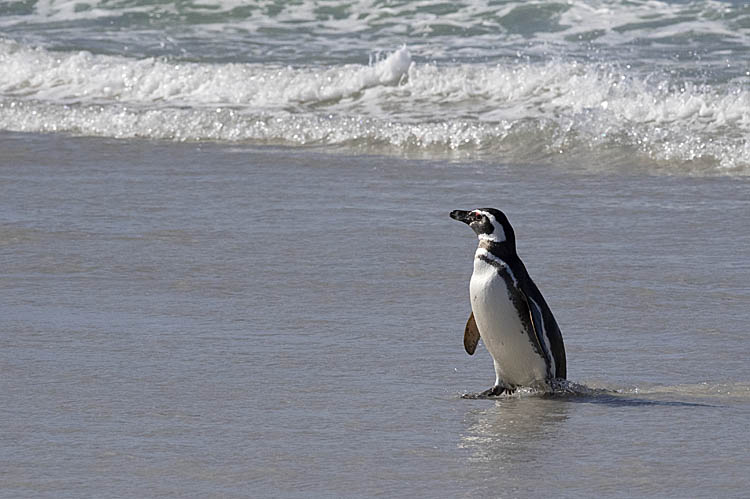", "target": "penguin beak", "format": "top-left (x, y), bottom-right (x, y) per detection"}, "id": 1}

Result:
top-left (450, 210), bottom-right (472, 224)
